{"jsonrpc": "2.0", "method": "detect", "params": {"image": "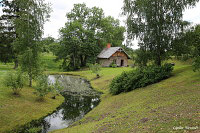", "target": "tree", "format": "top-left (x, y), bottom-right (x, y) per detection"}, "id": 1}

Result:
top-left (12, 0), bottom-right (51, 87)
top-left (189, 25), bottom-right (200, 71)
top-left (123, 0), bottom-right (199, 66)
top-left (134, 47), bottom-right (152, 67)
top-left (19, 48), bottom-right (43, 87)
top-left (4, 70), bottom-right (26, 95)
top-left (99, 16), bottom-right (125, 46)
top-left (0, 0), bottom-right (18, 66)
top-left (50, 77), bottom-right (63, 99)
top-left (34, 74), bottom-right (51, 100)
top-left (48, 42), bottom-right (60, 55)
top-left (58, 3), bottom-right (125, 71)
top-left (170, 21), bottom-right (192, 60)
top-left (40, 36), bottom-right (55, 53)
top-left (89, 63), bottom-right (101, 78)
